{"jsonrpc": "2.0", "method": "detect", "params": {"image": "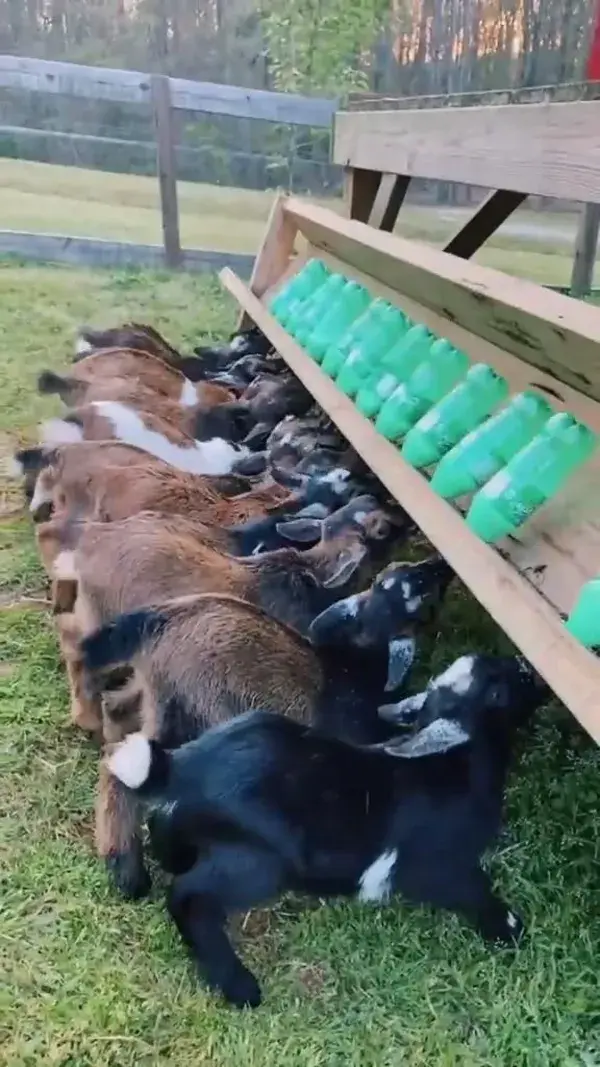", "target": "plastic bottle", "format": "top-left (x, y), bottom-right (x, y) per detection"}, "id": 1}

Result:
top-left (336, 306), bottom-right (408, 400)
top-left (400, 363), bottom-right (509, 469)
top-left (375, 340), bottom-right (470, 442)
top-left (321, 299), bottom-right (393, 378)
top-left (565, 578), bottom-right (600, 647)
top-left (289, 272), bottom-right (347, 341)
top-left (430, 391), bottom-right (554, 499)
top-left (305, 281), bottom-right (371, 361)
top-left (466, 412), bottom-right (598, 543)
top-left (352, 323), bottom-right (431, 417)
top-left (270, 259), bottom-right (329, 326)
